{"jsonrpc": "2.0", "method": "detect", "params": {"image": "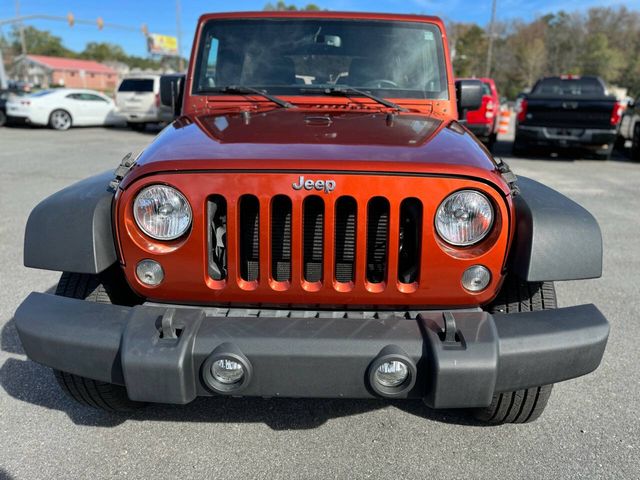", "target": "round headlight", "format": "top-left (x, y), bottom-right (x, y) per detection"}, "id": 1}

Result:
top-left (133, 185), bottom-right (192, 240)
top-left (435, 190), bottom-right (494, 246)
